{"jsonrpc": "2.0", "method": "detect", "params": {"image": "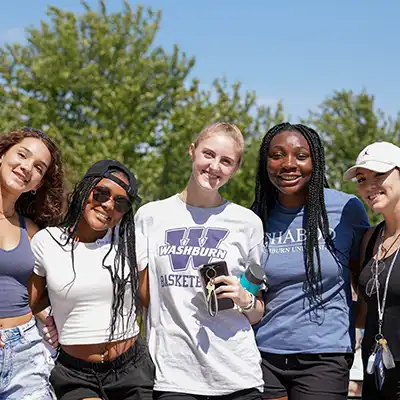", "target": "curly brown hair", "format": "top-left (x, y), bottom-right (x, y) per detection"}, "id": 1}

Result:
top-left (0, 127), bottom-right (65, 228)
